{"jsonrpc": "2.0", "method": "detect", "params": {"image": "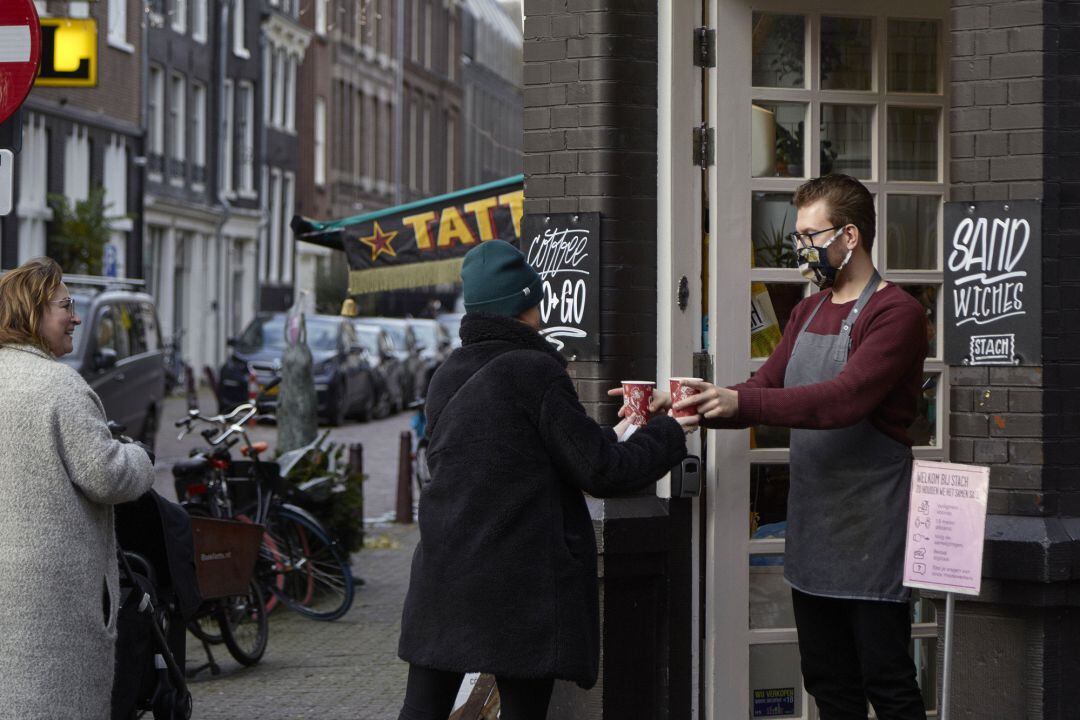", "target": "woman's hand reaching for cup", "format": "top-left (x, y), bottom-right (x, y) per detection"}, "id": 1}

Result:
top-left (672, 379), bottom-right (739, 420)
